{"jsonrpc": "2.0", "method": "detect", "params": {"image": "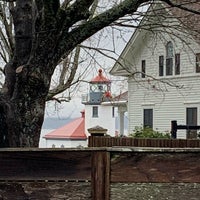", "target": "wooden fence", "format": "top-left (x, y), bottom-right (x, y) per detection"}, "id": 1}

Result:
top-left (171, 120), bottom-right (200, 138)
top-left (0, 148), bottom-right (200, 200)
top-left (88, 136), bottom-right (200, 147)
